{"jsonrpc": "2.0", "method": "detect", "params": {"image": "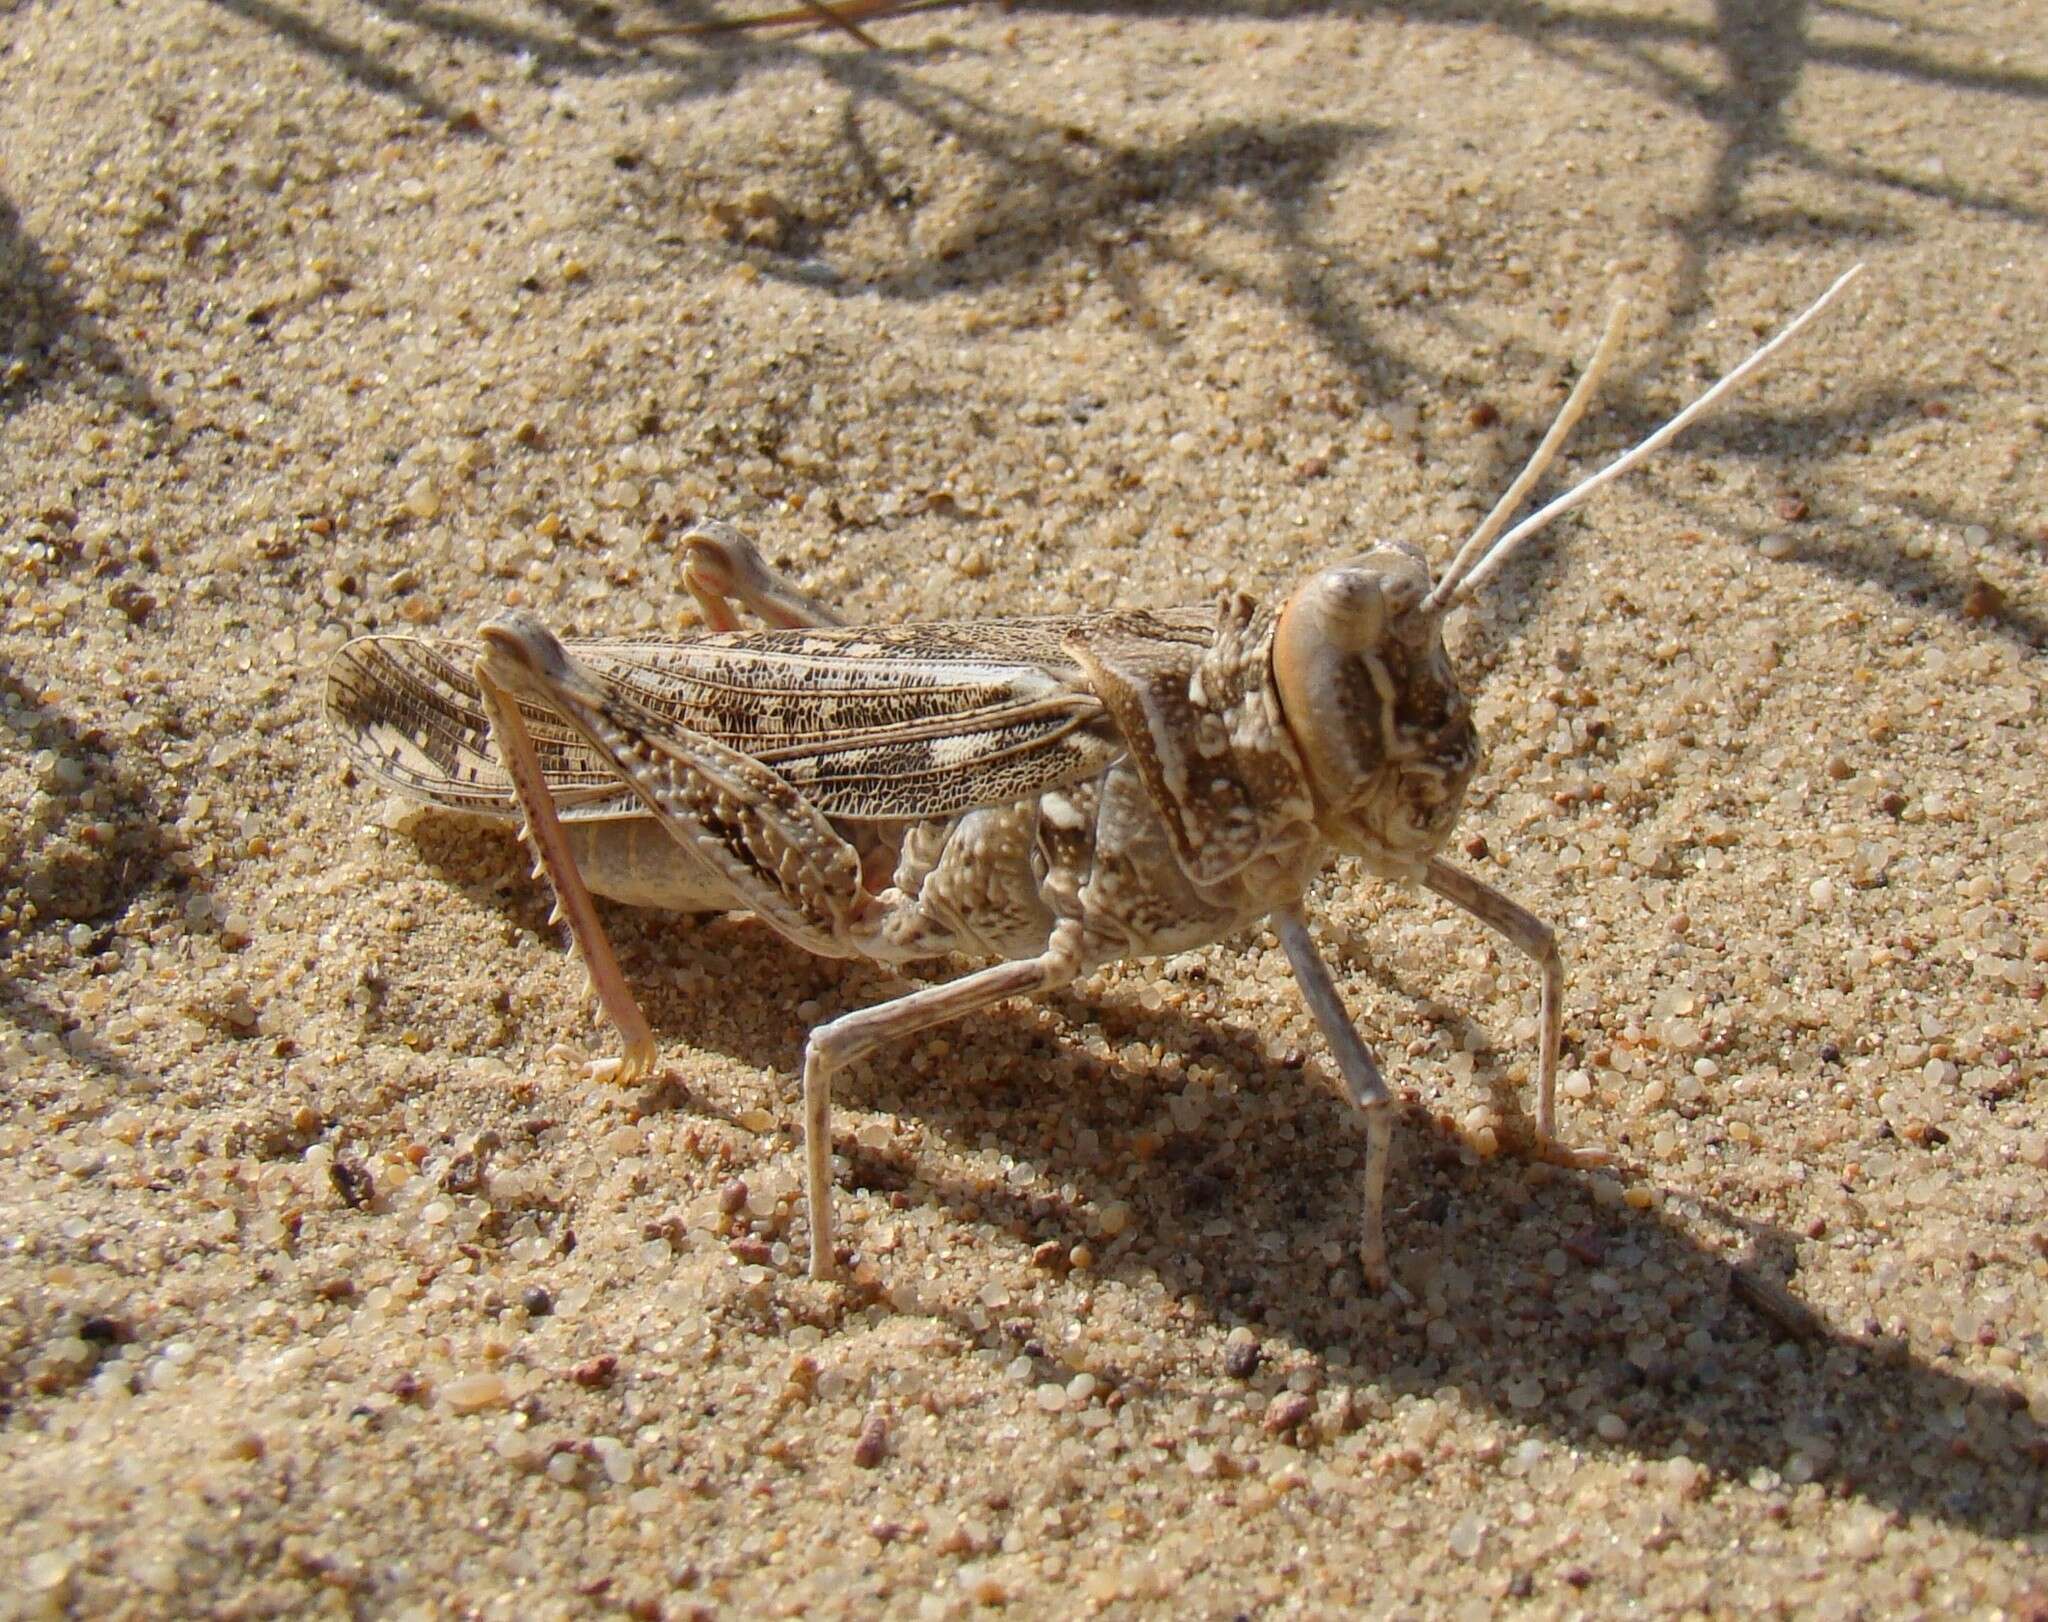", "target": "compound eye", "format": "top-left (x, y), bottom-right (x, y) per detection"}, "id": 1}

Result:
top-left (1366, 546), bottom-right (1433, 619)
top-left (1294, 567), bottom-right (1385, 655)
